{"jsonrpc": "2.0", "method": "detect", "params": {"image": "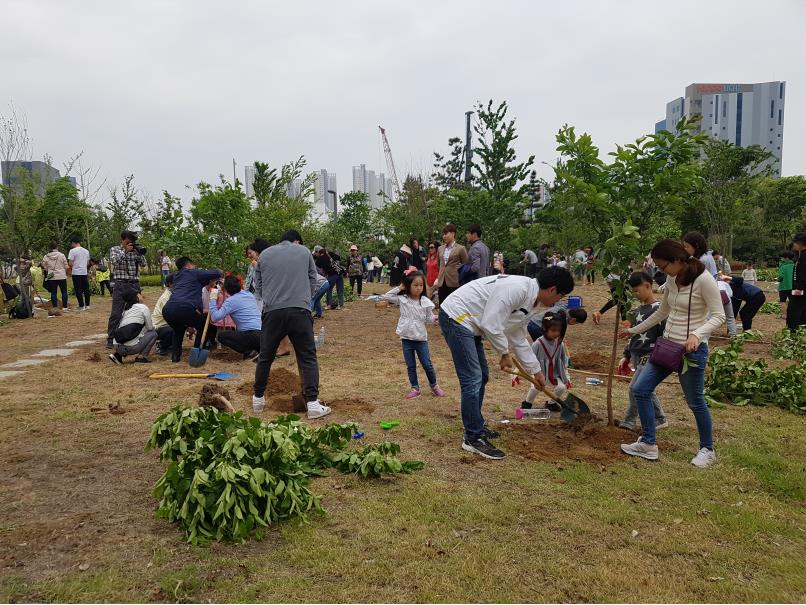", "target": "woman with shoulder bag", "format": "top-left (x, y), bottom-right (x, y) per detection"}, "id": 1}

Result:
top-left (618, 240), bottom-right (725, 467)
